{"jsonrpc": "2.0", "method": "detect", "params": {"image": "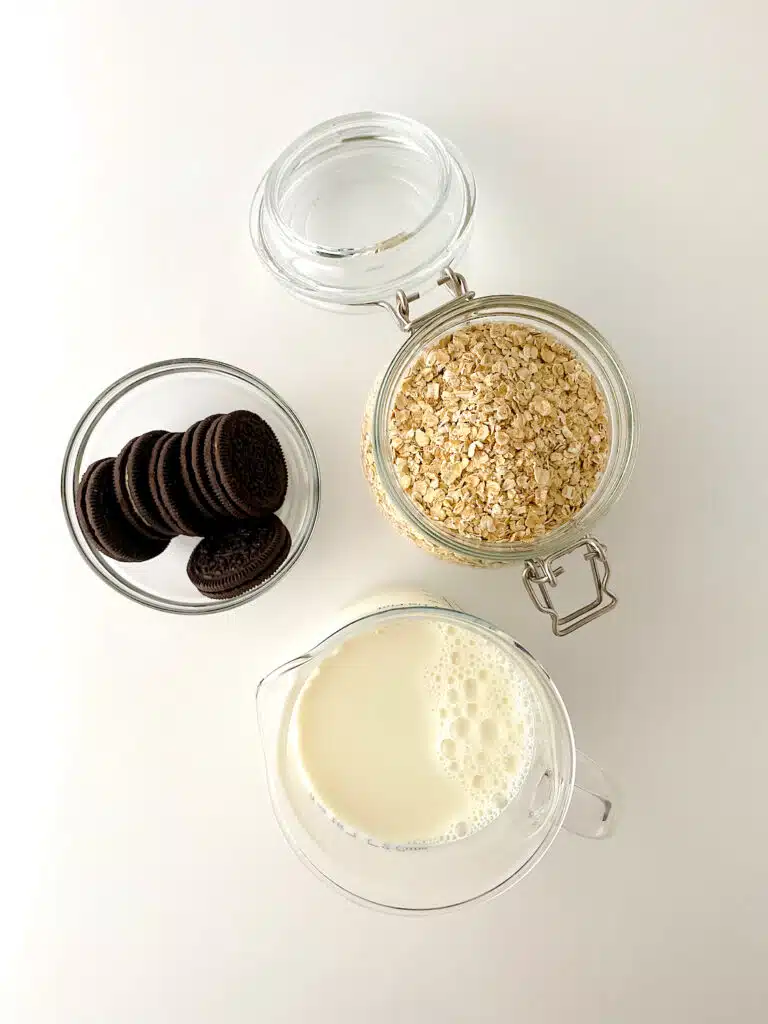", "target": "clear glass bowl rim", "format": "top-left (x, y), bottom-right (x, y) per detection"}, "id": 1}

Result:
top-left (371, 294), bottom-right (639, 563)
top-left (60, 357), bottom-right (321, 615)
